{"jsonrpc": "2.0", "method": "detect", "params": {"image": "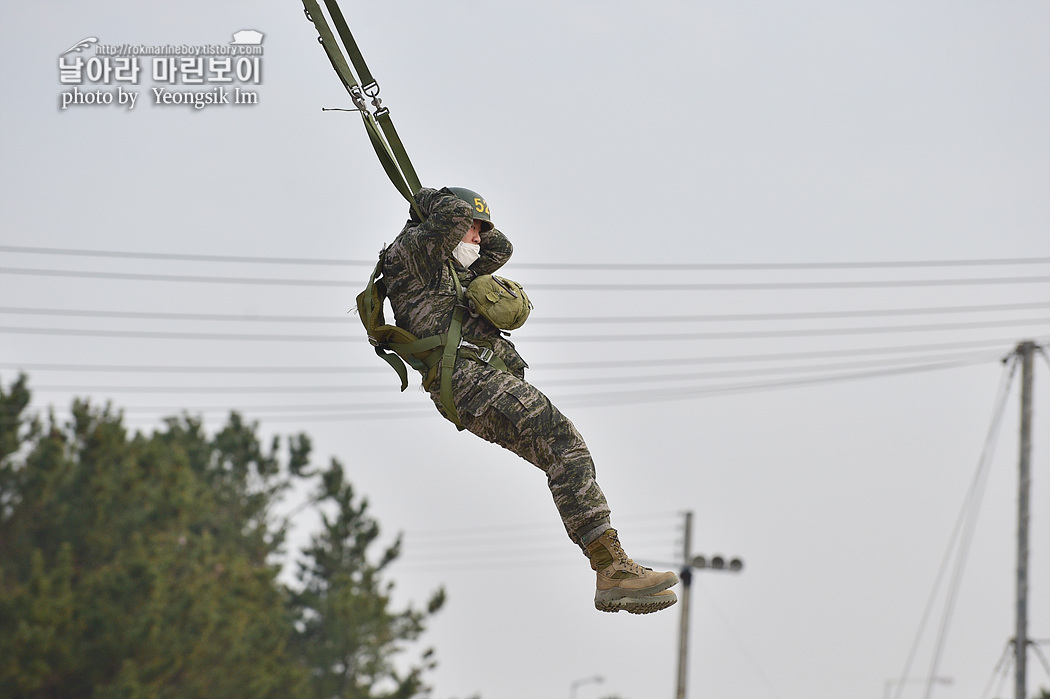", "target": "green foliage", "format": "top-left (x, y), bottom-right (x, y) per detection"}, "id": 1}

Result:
top-left (291, 457), bottom-right (445, 699)
top-left (0, 374), bottom-right (446, 699)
